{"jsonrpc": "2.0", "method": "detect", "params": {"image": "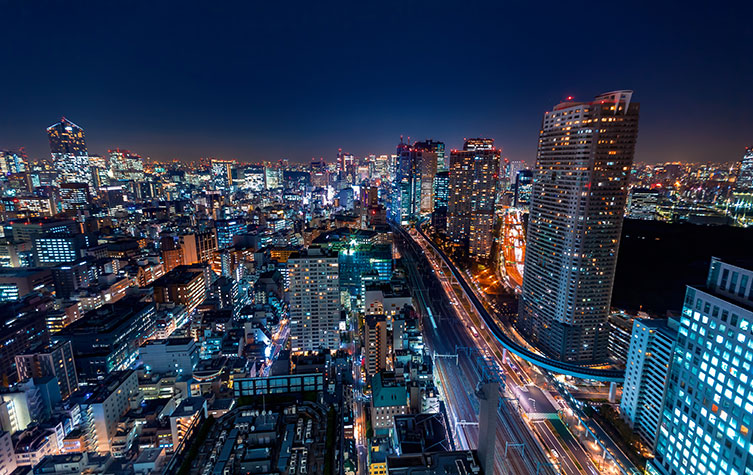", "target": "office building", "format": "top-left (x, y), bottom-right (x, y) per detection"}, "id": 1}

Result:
top-left (211, 159), bottom-right (234, 190)
top-left (627, 188), bottom-right (661, 220)
top-left (362, 314), bottom-right (388, 377)
top-left (431, 170), bottom-right (449, 231)
top-left (215, 219), bottom-right (245, 249)
top-left (47, 118), bottom-right (91, 186)
top-left (179, 231), bottom-right (217, 264)
top-left (392, 139), bottom-right (439, 223)
top-left (620, 318), bottom-right (677, 448)
top-left (15, 341), bottom-right (79, 400)
top-left (288, 248), bottom-right (340, 352)
top-left (53, 297), bottom-right (156, 378)
top-left (0, 150), bottom-right (26, 174)
top-left (371, 372), bottom-right (408, 430)
top-left (152, 265), bottom-right (207, 315)
top-left (0, 267), bottom-right (53, 302)
top-left (447, 138), bottom-right (501, 259)
top-left (140, 337), bottom-right (199, 376)
top-left (108, 148), bottom-right (144, 181)
top-left (519, 91), bottom-right (640, 363)
top-left (59, 183), bottom-right (91, 211)
top-left (9, 218), bottom-right (79, 243)
top-left (650, 258), bottom-right (753, 475)
top-left (0, 309), bottom-right (49, 383)
top-left (78, 371), bottom-right (140, 454)
top-left (513, 169), bottom-right (533, 209)
top-left (33, 234), bottom-right (89, 267)
top-left (734, 147), bottom-right (753, 192)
